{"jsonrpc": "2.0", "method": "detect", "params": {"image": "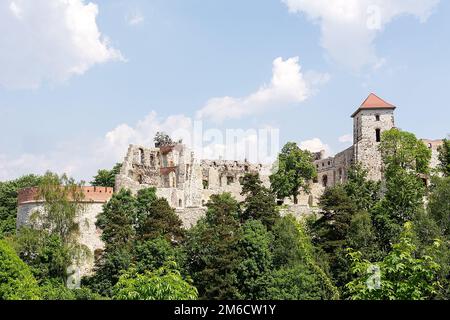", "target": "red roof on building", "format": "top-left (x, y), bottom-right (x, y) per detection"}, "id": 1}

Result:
top-left (351, 93), bottom-right (396, 117)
